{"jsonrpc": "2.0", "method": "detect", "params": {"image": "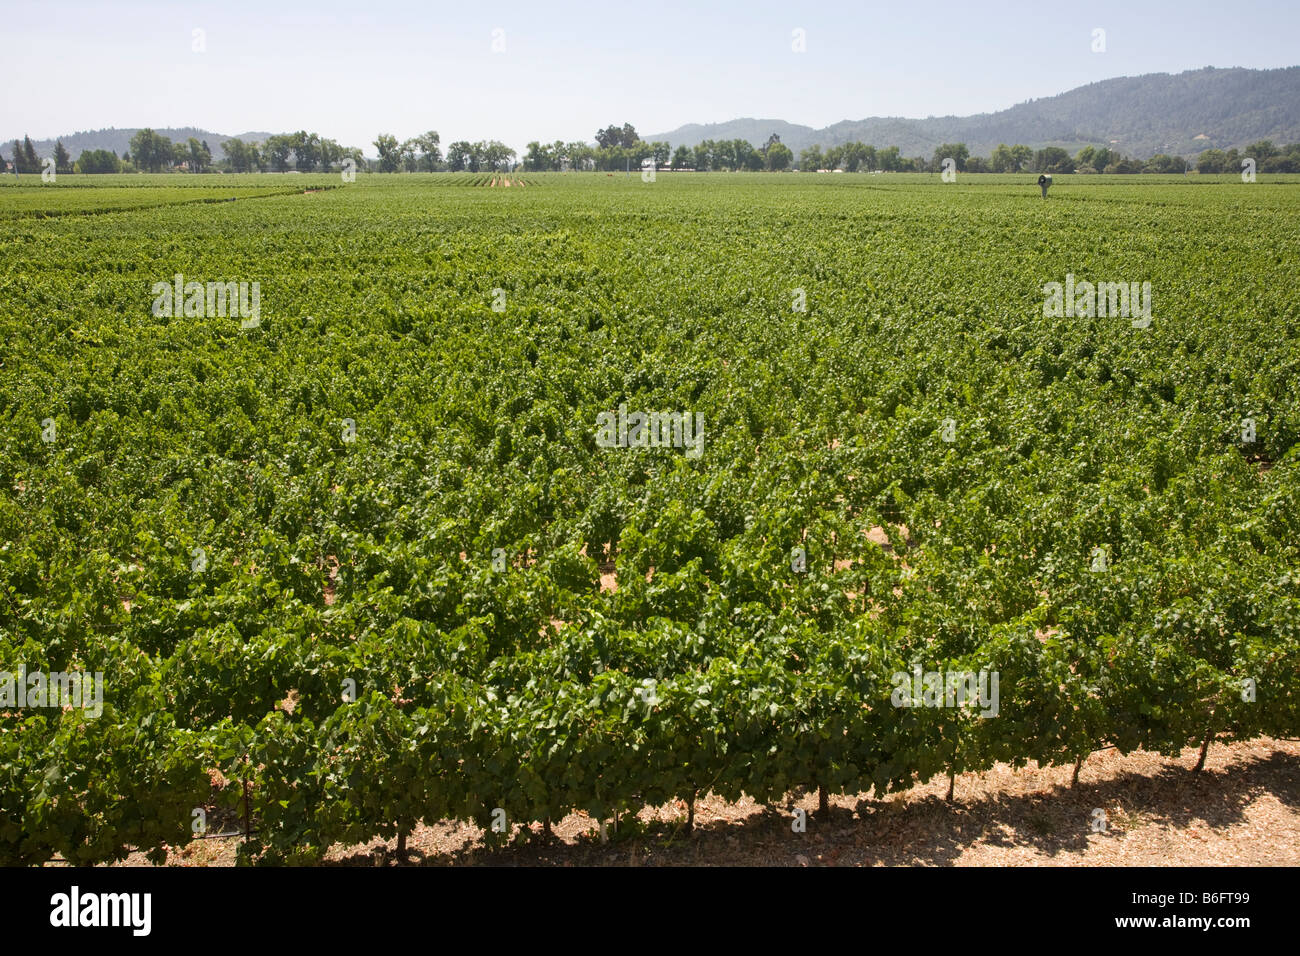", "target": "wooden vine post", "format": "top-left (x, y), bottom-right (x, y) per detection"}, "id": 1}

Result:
top-left (242, 751), bottom-right (252, 845)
